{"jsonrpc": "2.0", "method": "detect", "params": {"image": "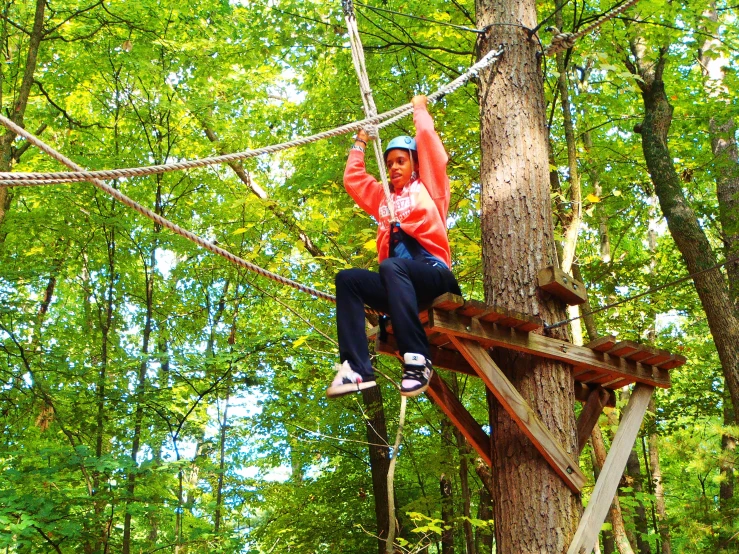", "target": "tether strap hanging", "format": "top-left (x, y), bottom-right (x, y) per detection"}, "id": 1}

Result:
top-left (342, 0), bottom-right (396, 223)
